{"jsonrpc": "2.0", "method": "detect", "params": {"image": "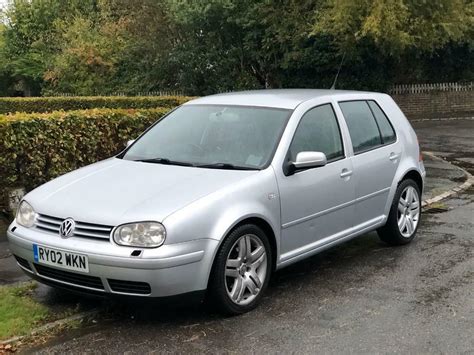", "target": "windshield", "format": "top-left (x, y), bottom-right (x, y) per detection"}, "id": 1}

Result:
top-left (121, 105), bottom-right (291, 169)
